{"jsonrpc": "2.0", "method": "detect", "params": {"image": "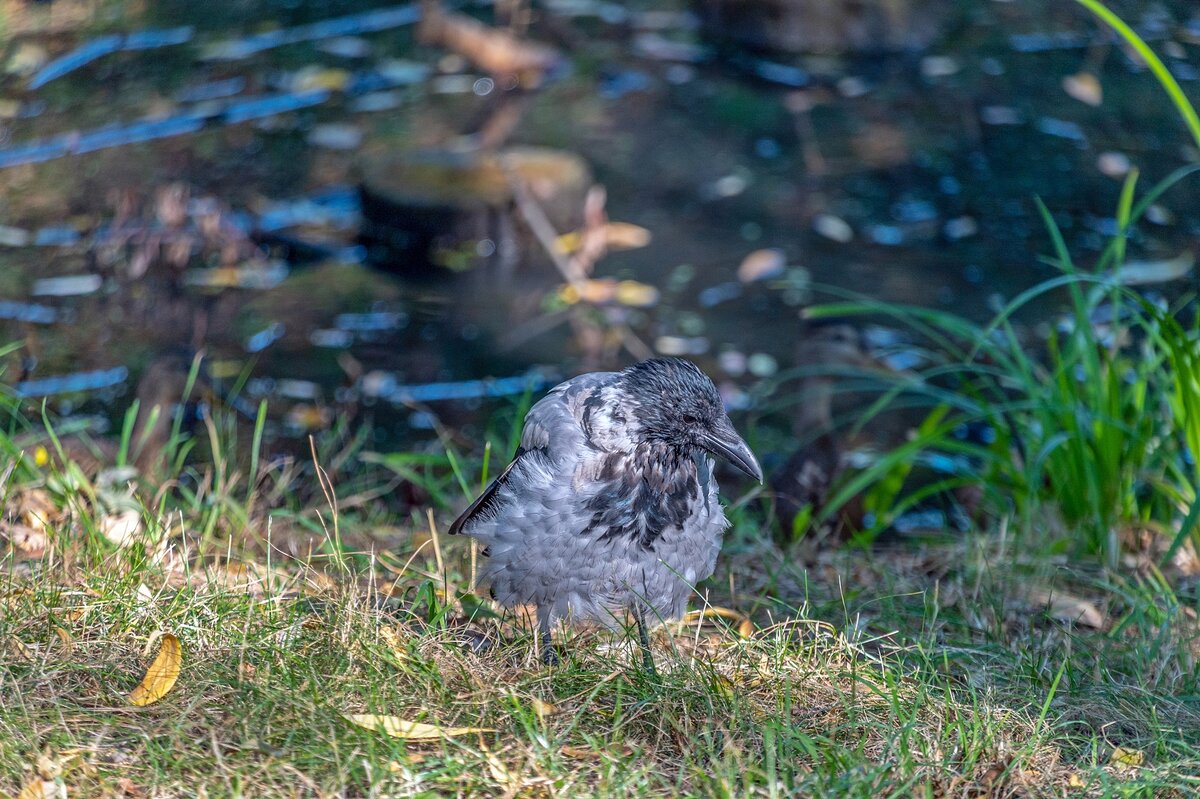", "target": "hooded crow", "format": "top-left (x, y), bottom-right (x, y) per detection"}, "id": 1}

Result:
top-left (449, 357), bottom-right (761, 669)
